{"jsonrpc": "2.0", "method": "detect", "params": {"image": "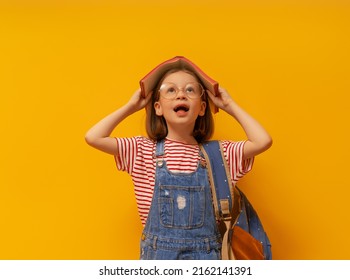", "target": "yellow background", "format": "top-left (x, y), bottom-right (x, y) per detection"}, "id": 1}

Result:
top-left (1, 0), bottom-right (349, 260)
